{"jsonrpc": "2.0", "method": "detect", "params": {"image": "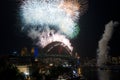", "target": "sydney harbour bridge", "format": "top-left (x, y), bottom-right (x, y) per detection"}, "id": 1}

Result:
top-left (37, 41), bottom-right (78, 67)
top-left (8, 41), bottom-right (81, 80)
top-left (9, 41), bottom-right (80, 70)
